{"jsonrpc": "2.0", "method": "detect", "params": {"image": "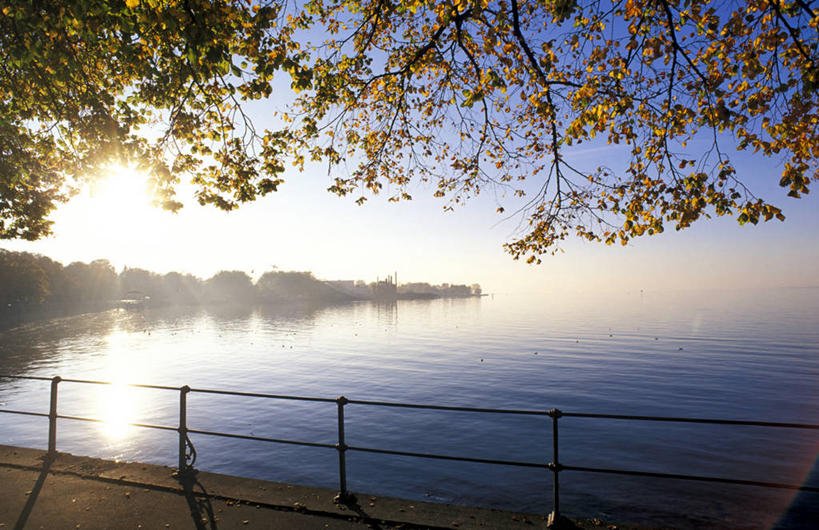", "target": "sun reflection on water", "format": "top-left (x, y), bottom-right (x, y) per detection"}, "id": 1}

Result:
top-left (97, 329), bottom-right (146, 440)
top-left (100, 380), bottom-right (135, 439)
